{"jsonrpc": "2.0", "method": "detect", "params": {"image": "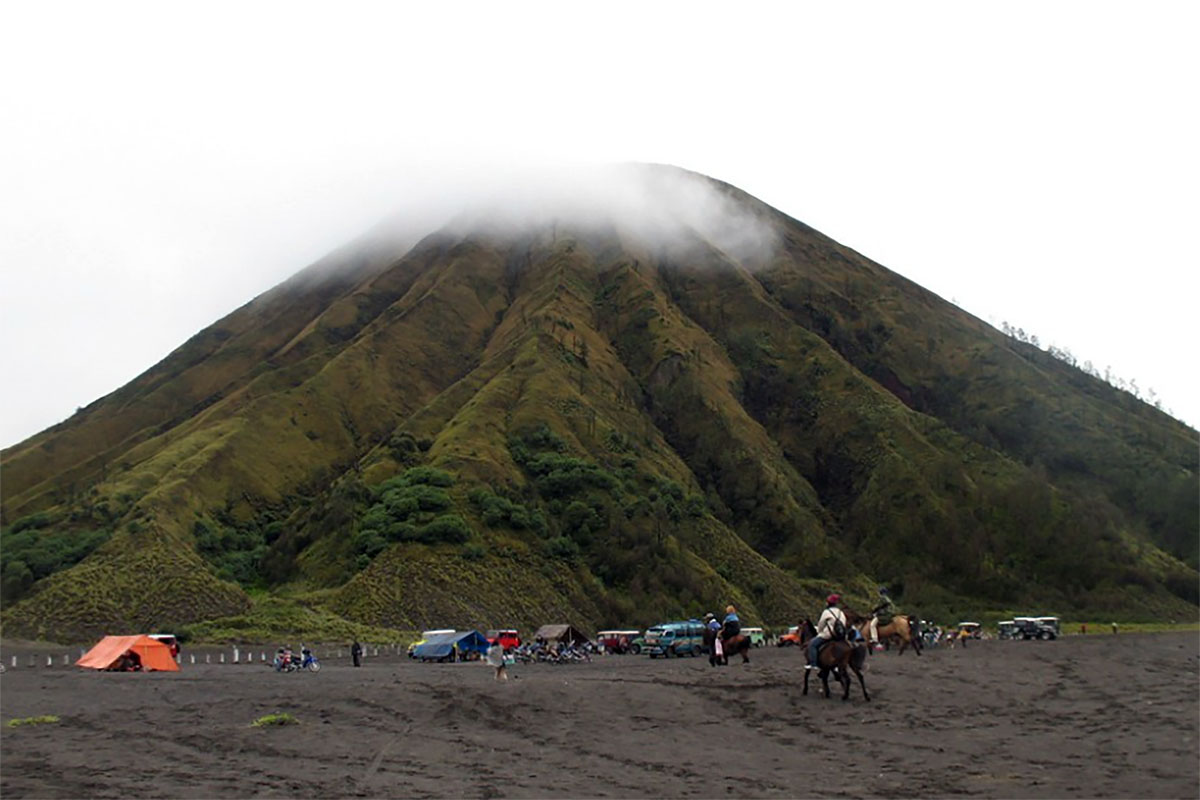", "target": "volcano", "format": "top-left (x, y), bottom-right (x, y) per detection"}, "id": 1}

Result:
top-left (2, 165), bottom-right (1195, 641)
